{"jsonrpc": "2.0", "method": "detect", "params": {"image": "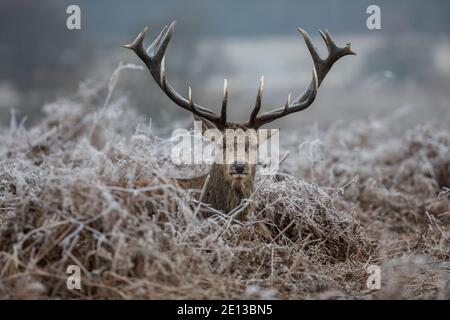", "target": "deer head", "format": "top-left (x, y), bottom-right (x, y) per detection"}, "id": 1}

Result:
top-left (124, 21), bottom-right (355, 219)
